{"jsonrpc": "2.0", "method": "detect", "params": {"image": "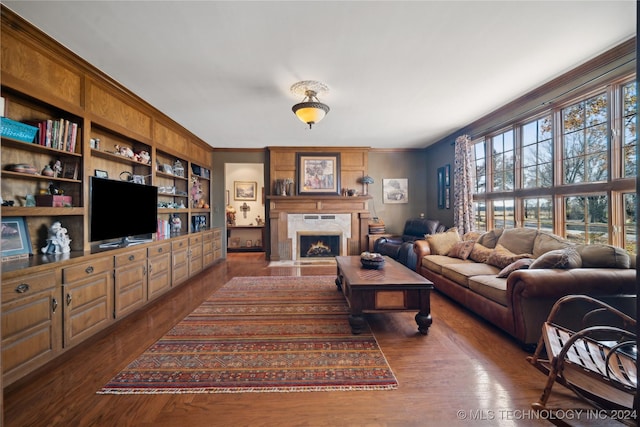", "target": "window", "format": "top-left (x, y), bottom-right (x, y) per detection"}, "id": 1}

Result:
top-left (470, 75), bottom-right (635, 253)
top-left (492, 199), bottom-right (515, 229)
top-left (490, 130), bottom-right (514, 191)
top-left (523, 197), bottom-right (553, 232)
top-left (474, 201), bottom-right (487, 232)
top-left (522, 116), bottom-right (552, 188)
top-left (472, 141), bottom-right (486, 194)
top-left (564, 194), bottom-right (608, 245)
top-left (562, 93), bottom-right (608, 184)
top-left (623, 192), bottom-right (636, 255)
top-left (622, 81), bottom-right (637, 178)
